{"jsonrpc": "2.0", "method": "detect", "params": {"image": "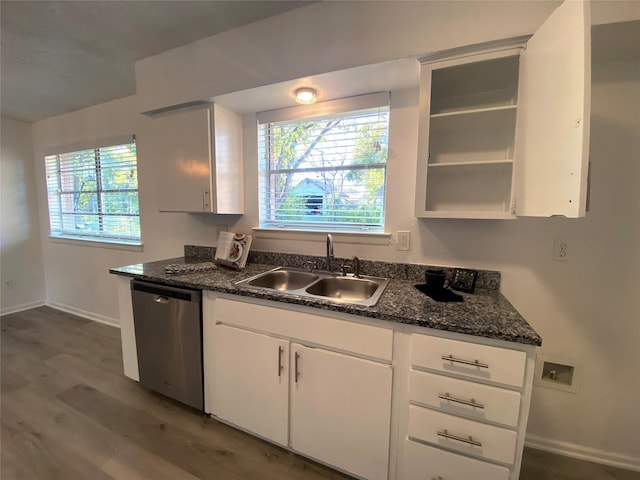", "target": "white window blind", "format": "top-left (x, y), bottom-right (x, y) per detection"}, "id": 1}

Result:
top-left (258, 94), bottom-right (389, 232)
top-left (44, 137), bottom-right (141, 244)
